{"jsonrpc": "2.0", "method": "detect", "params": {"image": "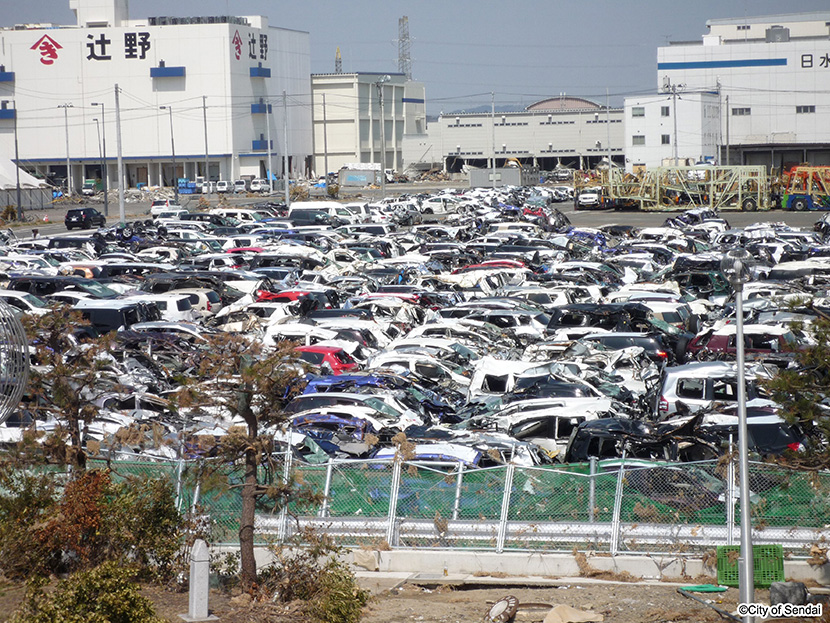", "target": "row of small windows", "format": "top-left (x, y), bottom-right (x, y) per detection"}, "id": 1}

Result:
top-left (729, 106), bottom-right (815, 115)
top-left (632, 135), bottom-right (671, 146)
top-left (632, 106), bottom-right (670, 118)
